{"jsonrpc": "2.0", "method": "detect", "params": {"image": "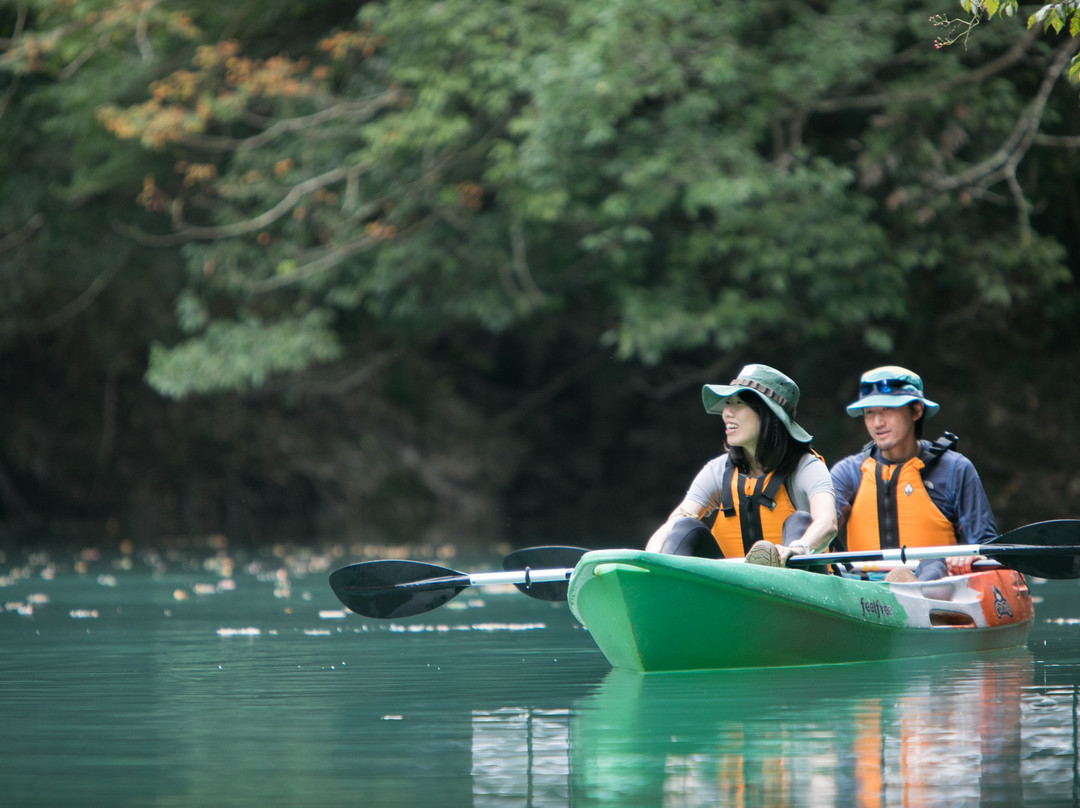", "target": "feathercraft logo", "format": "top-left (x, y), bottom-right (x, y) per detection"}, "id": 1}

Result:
top-left (860, 598), bottom-right (894, 620)
top-left (992, 586), bottom-right (1014, 621)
